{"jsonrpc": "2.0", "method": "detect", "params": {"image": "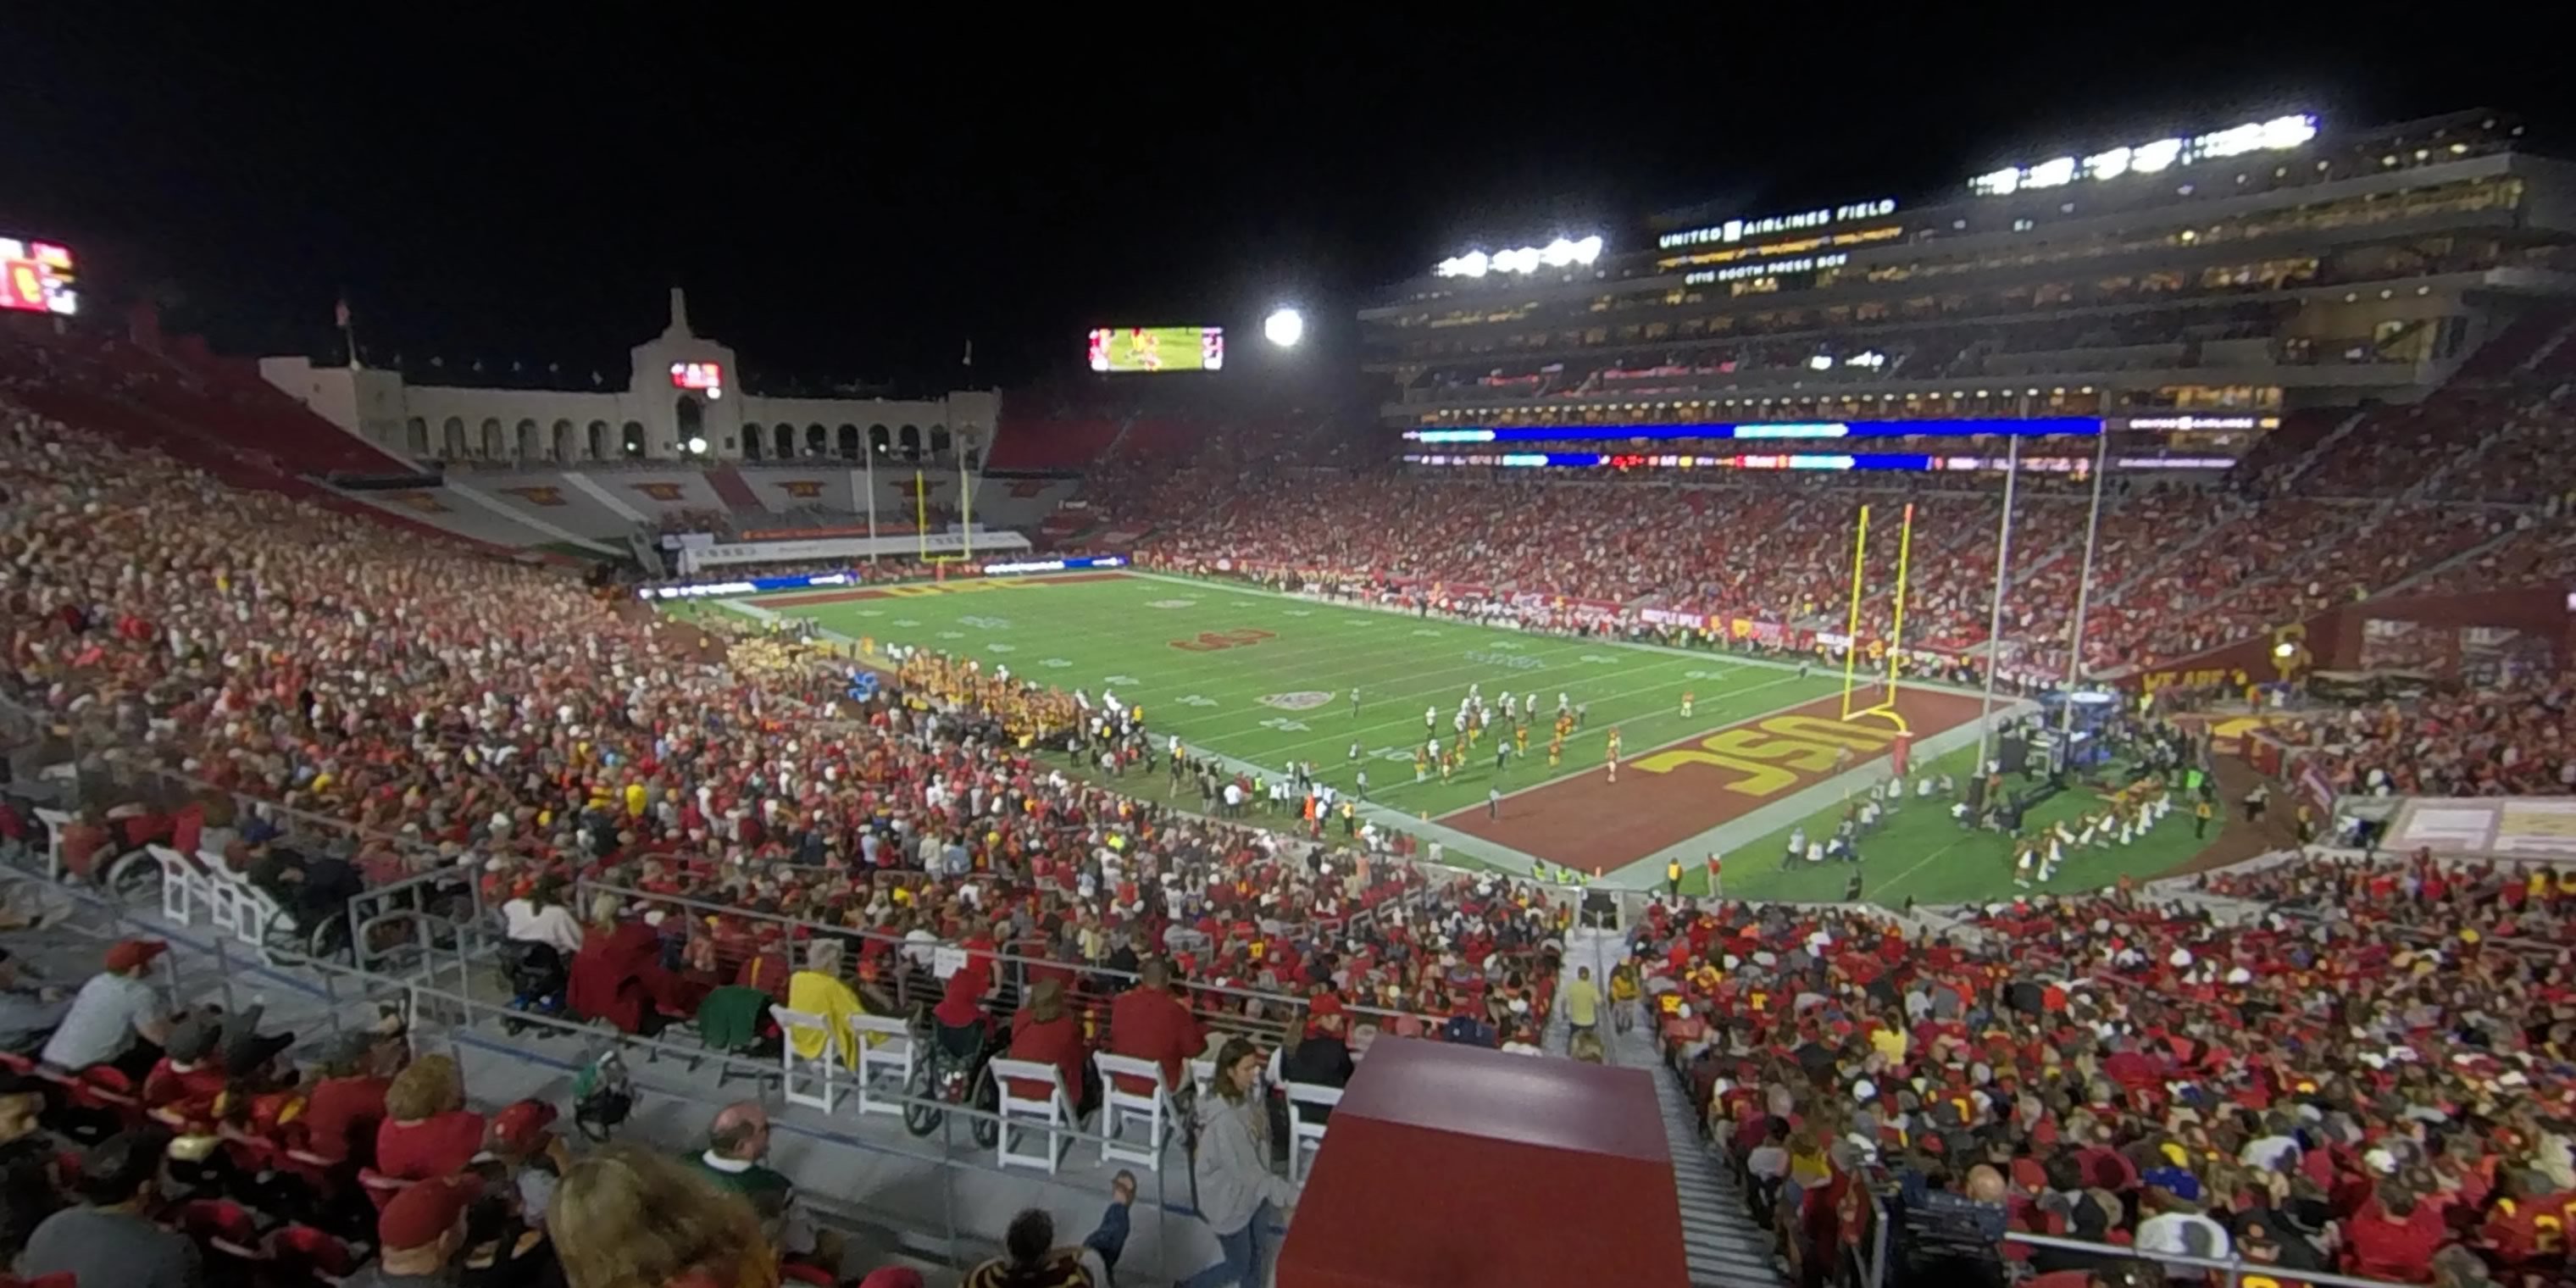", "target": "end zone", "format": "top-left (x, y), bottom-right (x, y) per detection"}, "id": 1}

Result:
top-left (1437, 687), bottom-right (1989, 876)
